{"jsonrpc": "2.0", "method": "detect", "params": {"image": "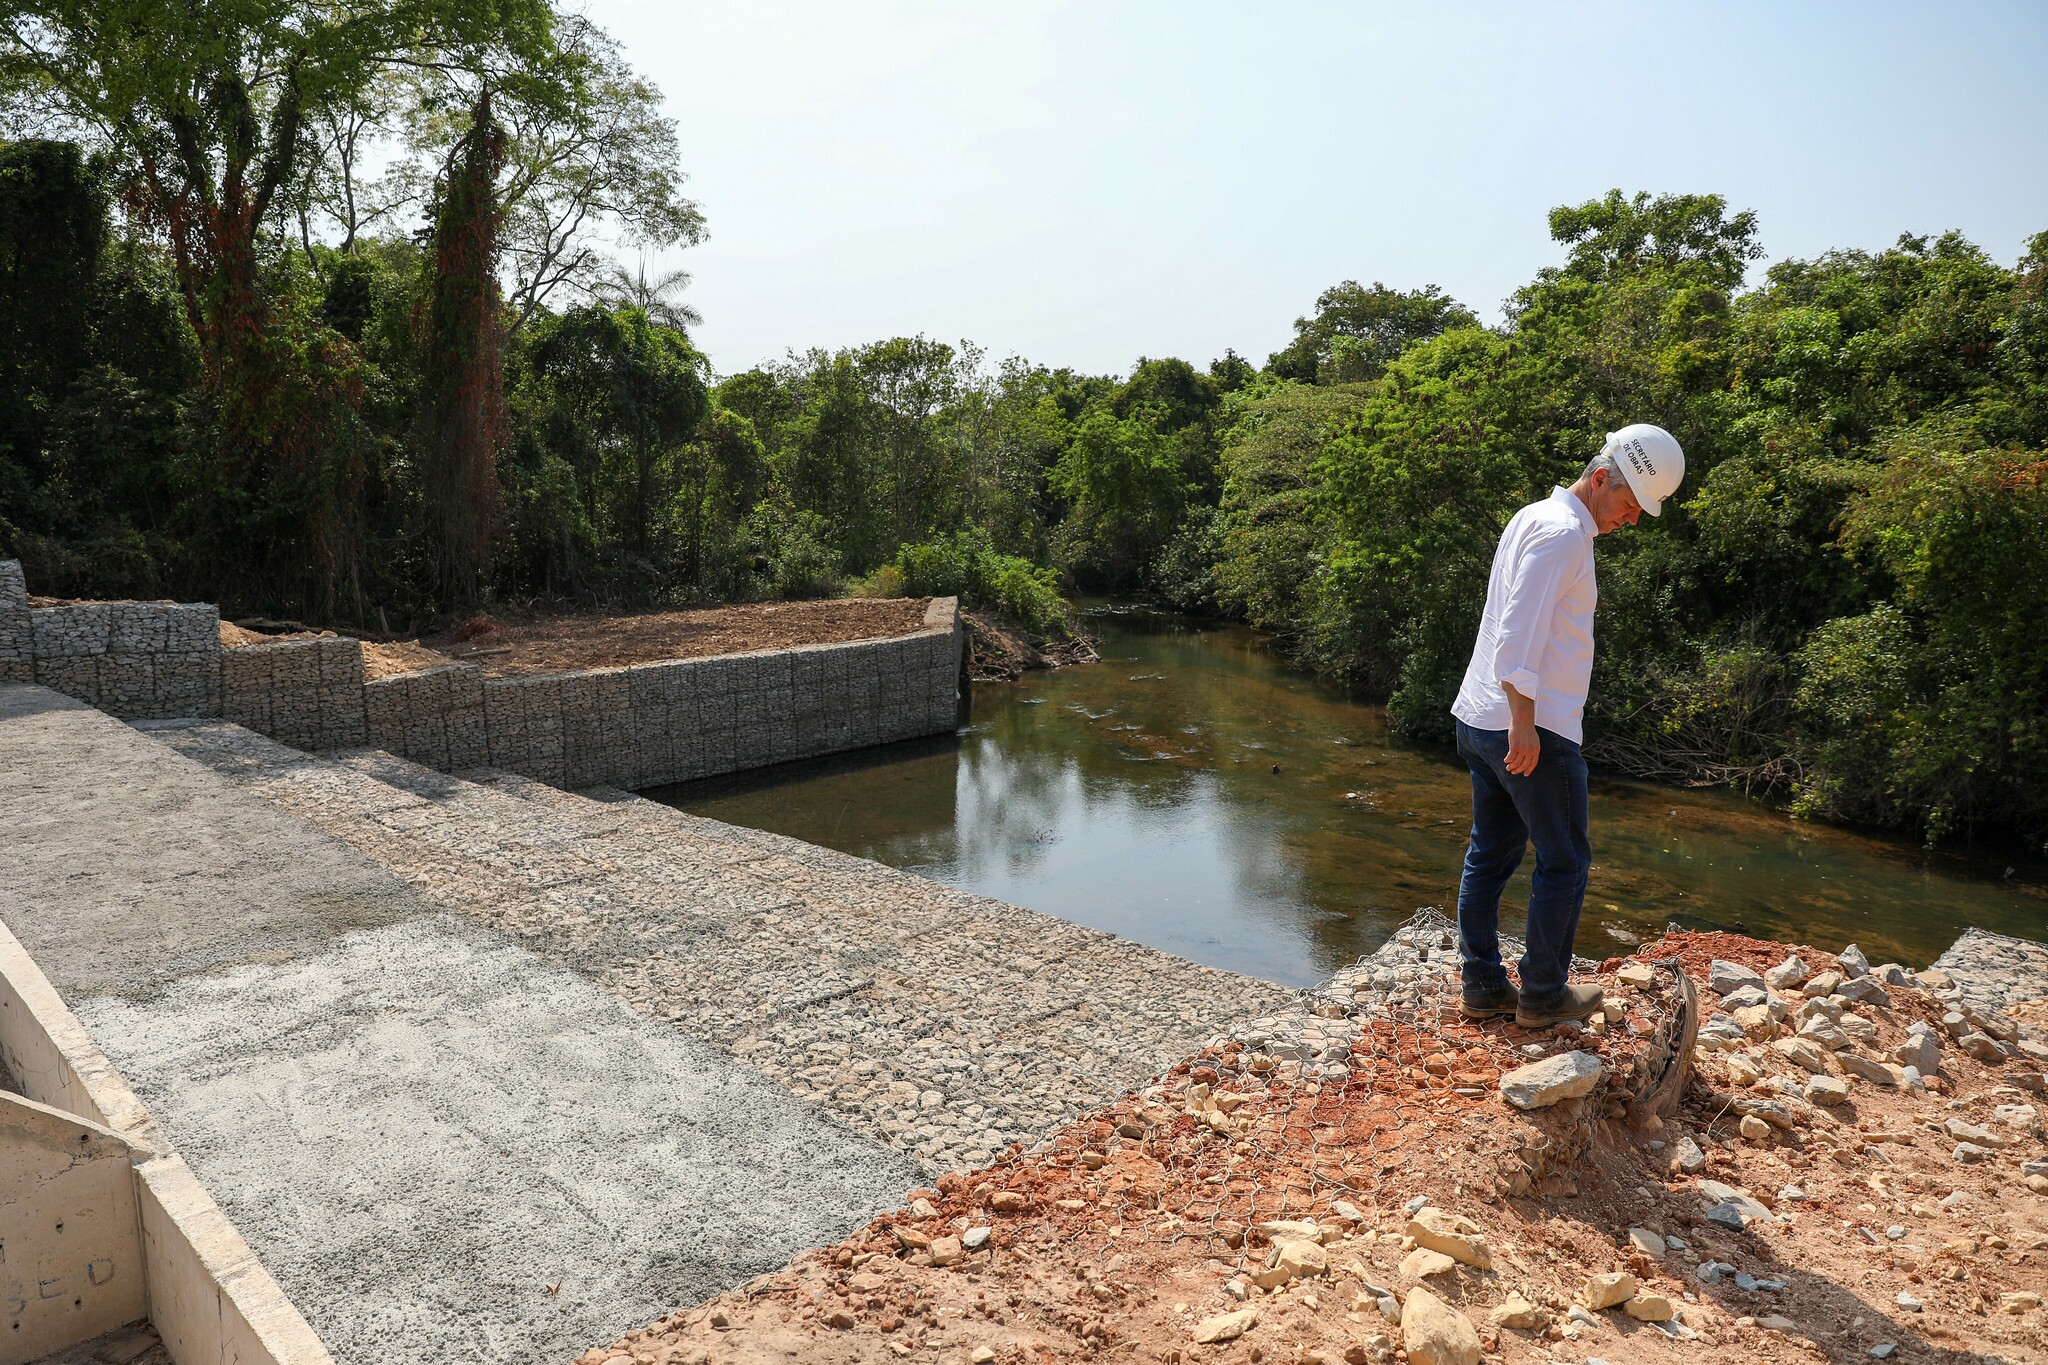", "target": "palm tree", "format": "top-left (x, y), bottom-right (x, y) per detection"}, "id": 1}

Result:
top-left (598, 252), bottom-right (702, 334)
